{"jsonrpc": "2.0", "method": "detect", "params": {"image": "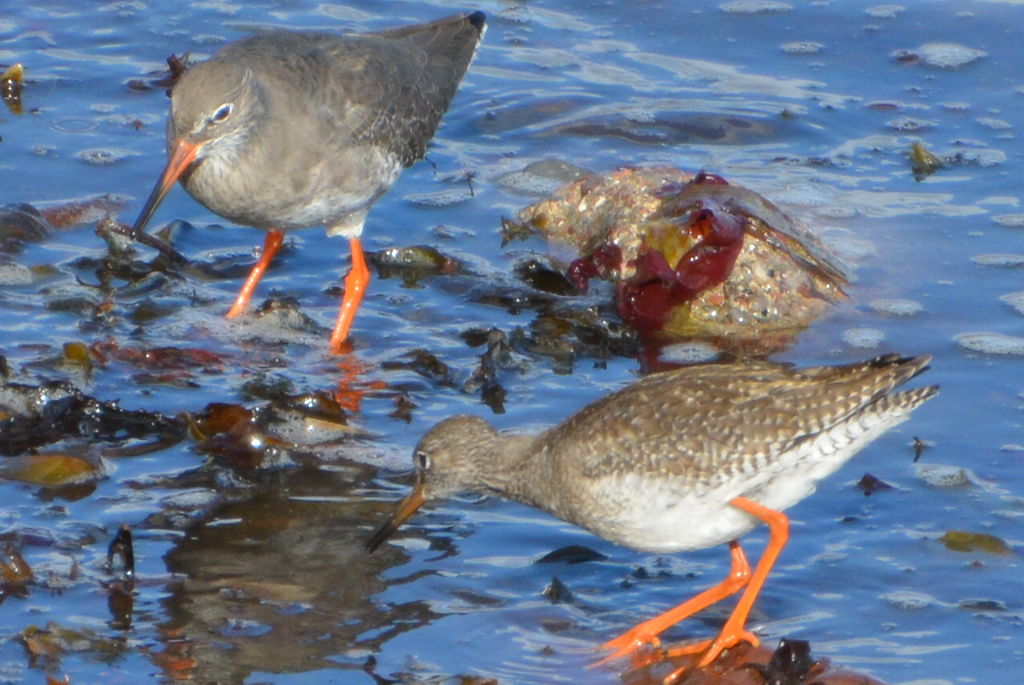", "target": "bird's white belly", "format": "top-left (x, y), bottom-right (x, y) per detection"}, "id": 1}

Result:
top-left (574, 406), bottom-right (913, 554)
top-left (579, 473), bottom-right (764, 553)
